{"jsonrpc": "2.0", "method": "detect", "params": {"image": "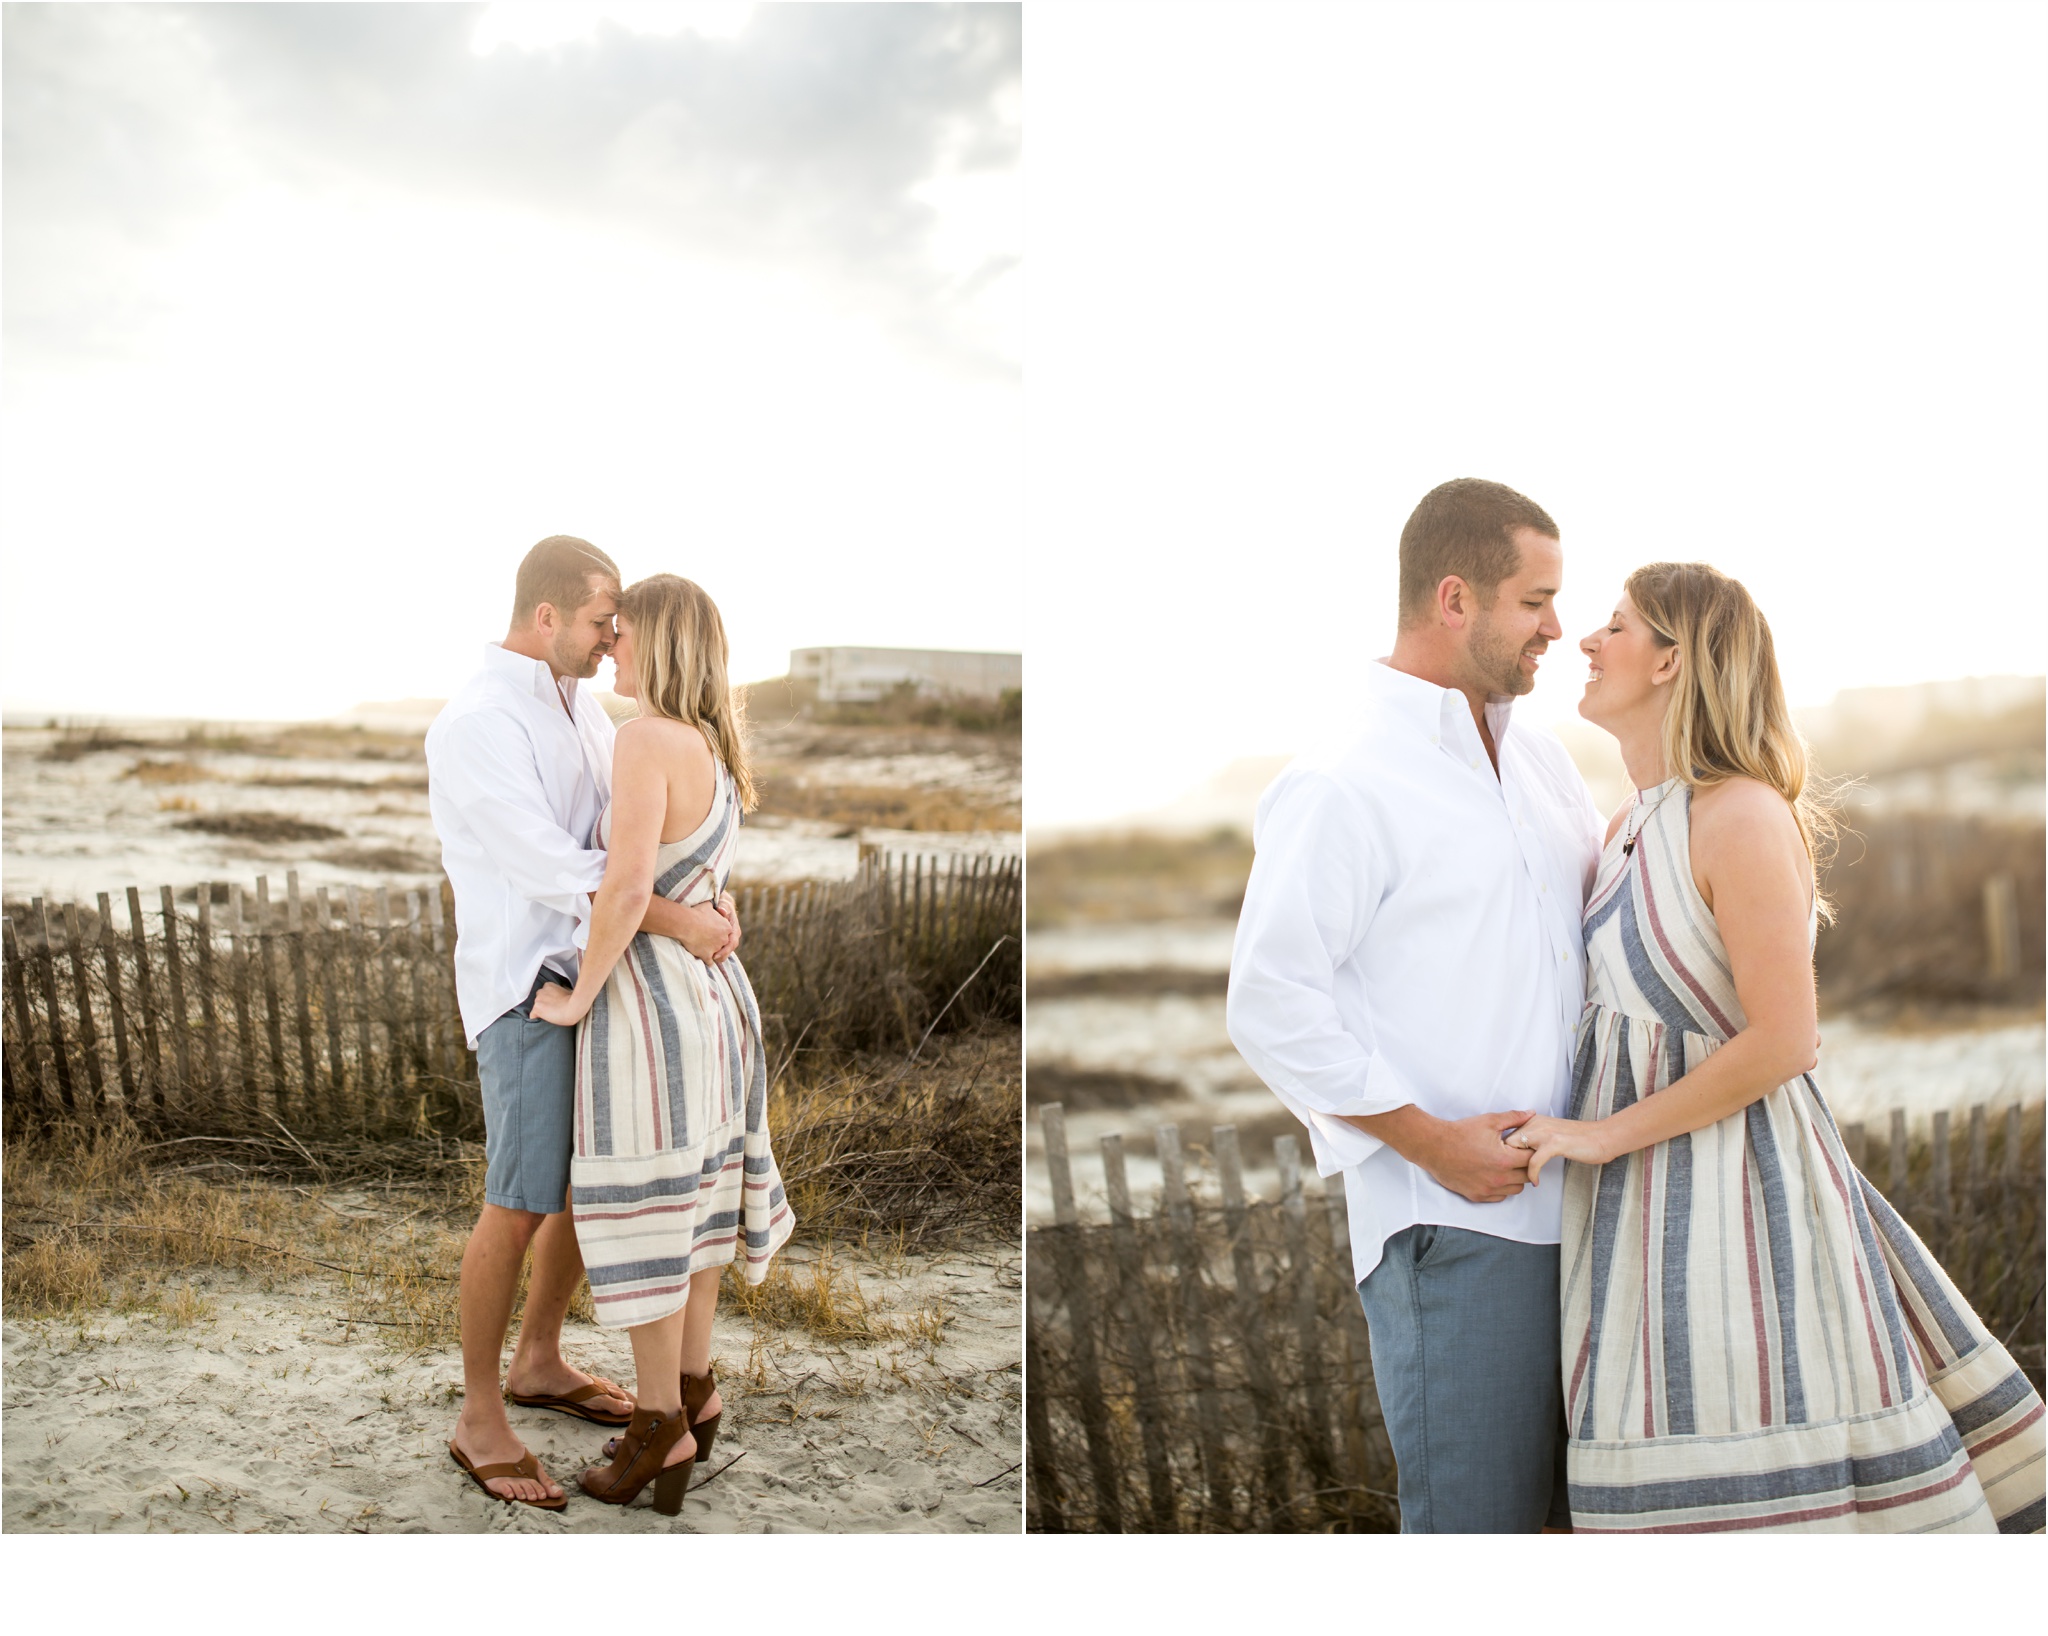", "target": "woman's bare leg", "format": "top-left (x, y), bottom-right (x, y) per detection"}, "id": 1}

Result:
top-left (627, 1309), bottom-right (695, 1466)
top-left (680, 1265), bottom-right (724, 1421)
